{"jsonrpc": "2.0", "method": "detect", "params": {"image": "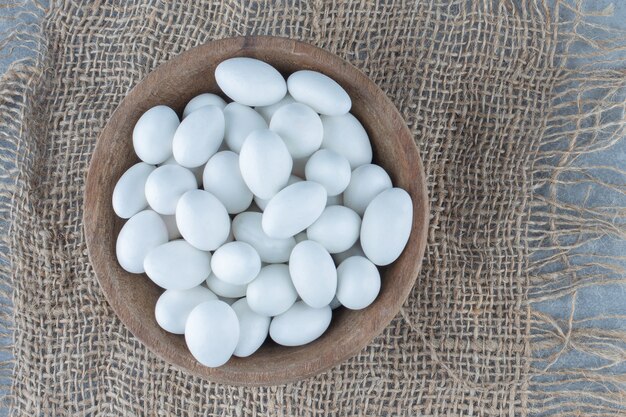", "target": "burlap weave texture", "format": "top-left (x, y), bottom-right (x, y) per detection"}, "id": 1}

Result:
top-left (0, 0), bottom-right (563, 415)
